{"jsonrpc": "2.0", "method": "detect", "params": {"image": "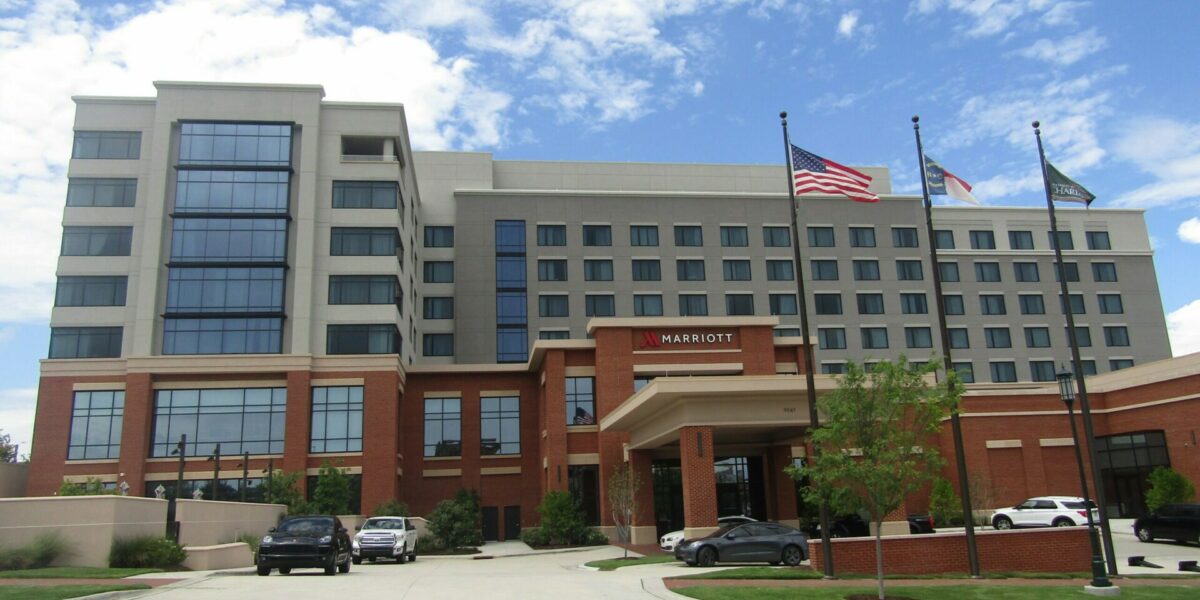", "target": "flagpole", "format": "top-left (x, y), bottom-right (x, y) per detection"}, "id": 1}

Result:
top-left (1033, 120), bottom-right (1118, 580)
top-left (780, 111), bottom-right (835, 578)
top-left (911, 116), bottom-right (980, 578)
